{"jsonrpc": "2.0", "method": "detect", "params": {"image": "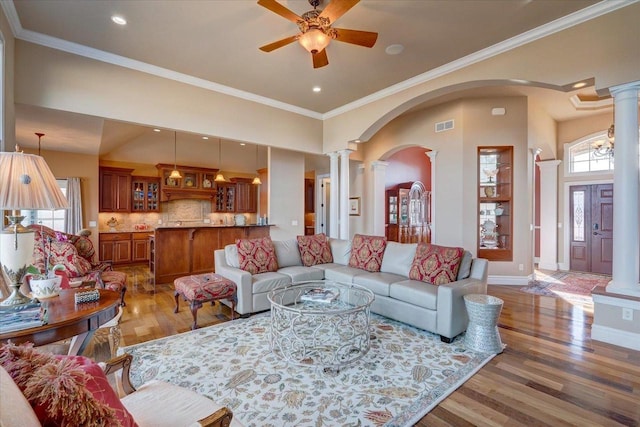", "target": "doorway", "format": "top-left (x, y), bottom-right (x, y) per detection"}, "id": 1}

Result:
top-left (569, 184), bottom-right (613, 274)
